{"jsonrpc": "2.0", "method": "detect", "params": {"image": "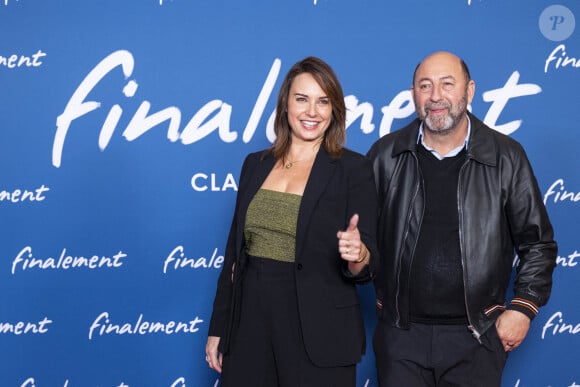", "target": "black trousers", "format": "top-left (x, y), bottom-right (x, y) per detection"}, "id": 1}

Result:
top-left (221, 256), bottom-right (356, 387)
top-left (373, 321), bottom-right (508, 387)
